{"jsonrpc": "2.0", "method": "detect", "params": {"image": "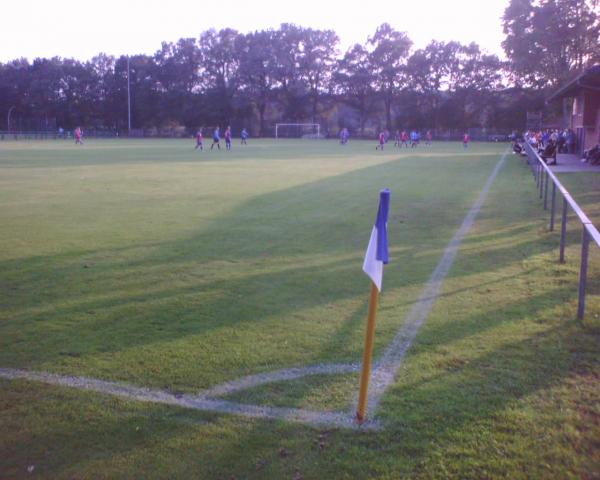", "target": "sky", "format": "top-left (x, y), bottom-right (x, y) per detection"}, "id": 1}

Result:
top-left (1, 0), bottom-right (509, 62)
